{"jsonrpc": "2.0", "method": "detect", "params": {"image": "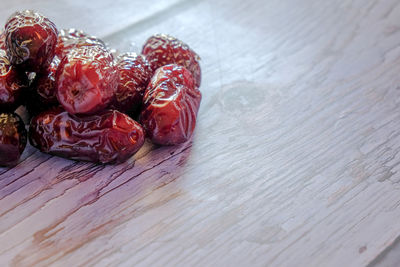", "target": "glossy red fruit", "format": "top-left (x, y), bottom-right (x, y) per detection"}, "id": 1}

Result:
top-left (140, 64), bottom-right (201, 145)
top-left (56, 28), bottom-right (106, 59)
top-left (25, 56), bottom-right (60, 115)
top-left (0, 31), bottom-right (6, 50)
top-left (110, 53), bottom-right (152, 115)
top-left (56, 45), bottom-right (117, 115)
top-left (29, 108), bottom-right (145, 163)
top-left (142, 34), bottom-right (201, 87)
top-left (0, 112), bottom-right (27, 166)
top-left (0, 50), bottom-right (28, 111)
top-left (5, 10), bottom-right (58, 72)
